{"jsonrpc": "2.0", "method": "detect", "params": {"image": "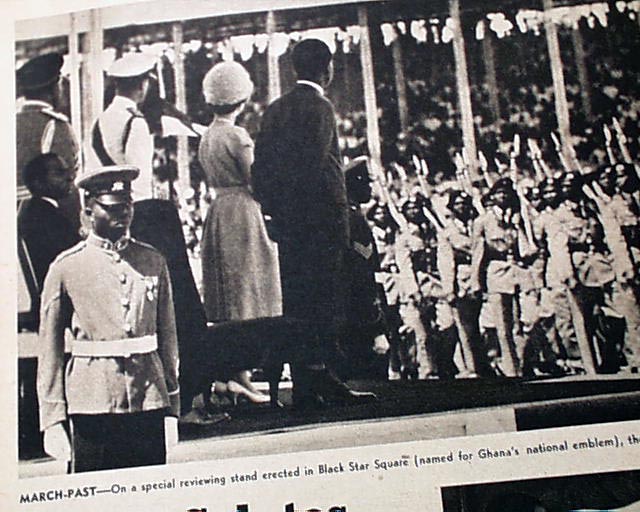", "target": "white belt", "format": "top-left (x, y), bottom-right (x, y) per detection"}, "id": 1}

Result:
top-left (72, 334), bottom-right (158, 358)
